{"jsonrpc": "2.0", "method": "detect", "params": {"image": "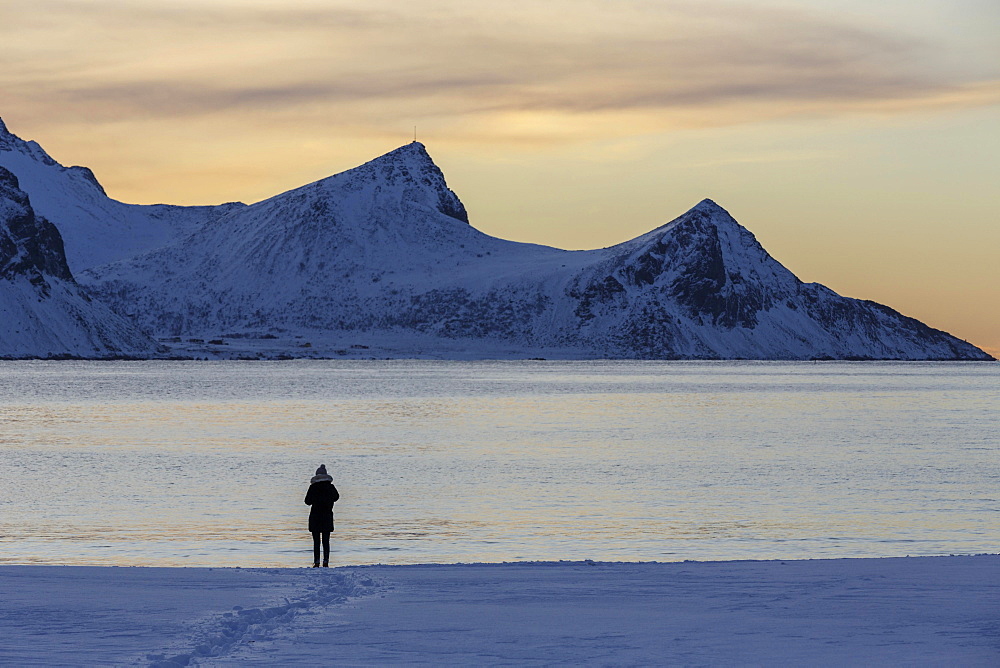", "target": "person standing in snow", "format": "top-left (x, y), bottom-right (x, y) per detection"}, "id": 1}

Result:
top-left (305, 464), bottom-right (340, 567)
